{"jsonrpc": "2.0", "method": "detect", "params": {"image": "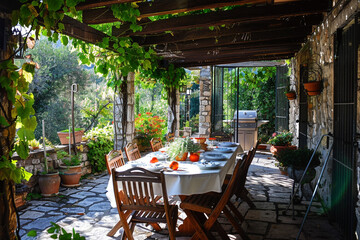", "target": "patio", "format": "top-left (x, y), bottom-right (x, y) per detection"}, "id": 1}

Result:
top-left (19, 153), bottom-right (341, 240)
